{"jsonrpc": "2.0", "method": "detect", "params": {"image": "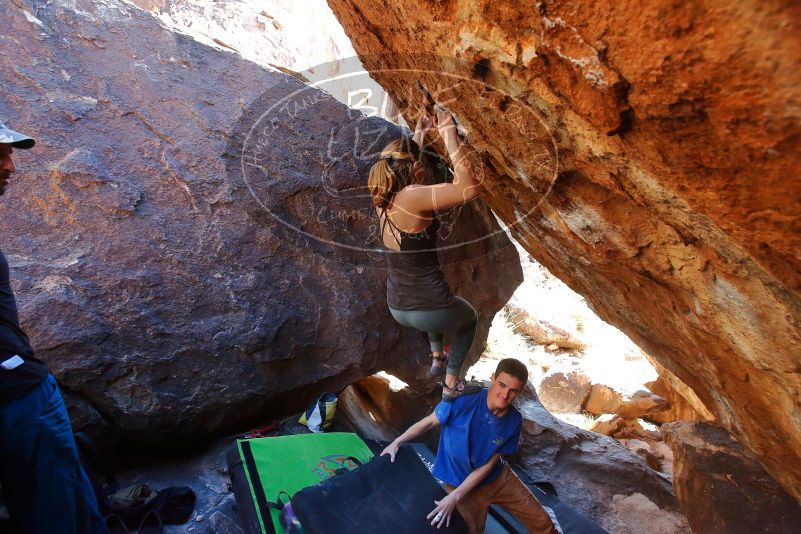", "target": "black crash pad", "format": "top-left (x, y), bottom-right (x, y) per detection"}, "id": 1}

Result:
top-left (291, 445), bottom-right (468, 534)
